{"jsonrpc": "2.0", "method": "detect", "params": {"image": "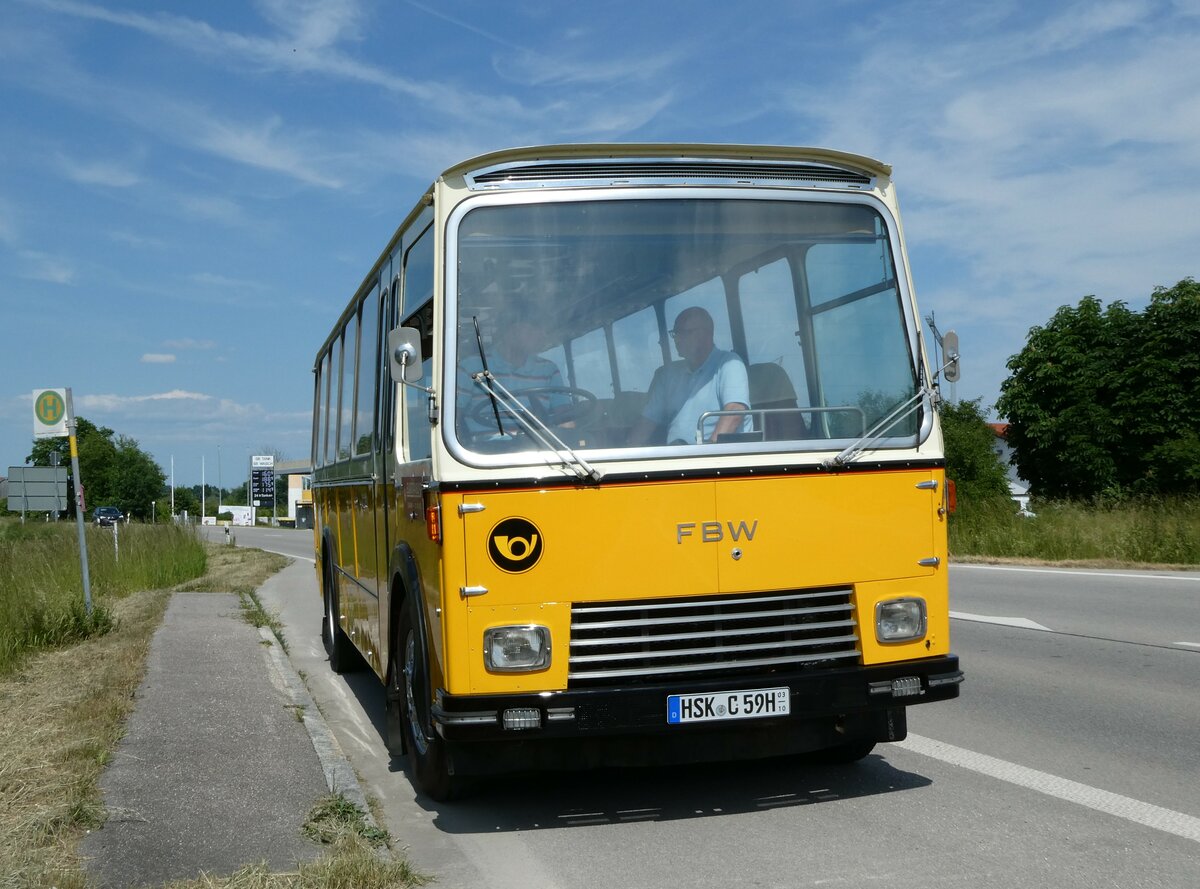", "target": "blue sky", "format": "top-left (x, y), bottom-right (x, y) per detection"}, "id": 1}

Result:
top-left (2, 0), bottom-right (1198, 487)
